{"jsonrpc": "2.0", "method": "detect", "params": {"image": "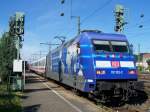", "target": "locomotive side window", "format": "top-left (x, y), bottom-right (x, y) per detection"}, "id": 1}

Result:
top-left (93, 40), bottom-right (111, 52)
top-left (111, 41), bottom-right (129, 53)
